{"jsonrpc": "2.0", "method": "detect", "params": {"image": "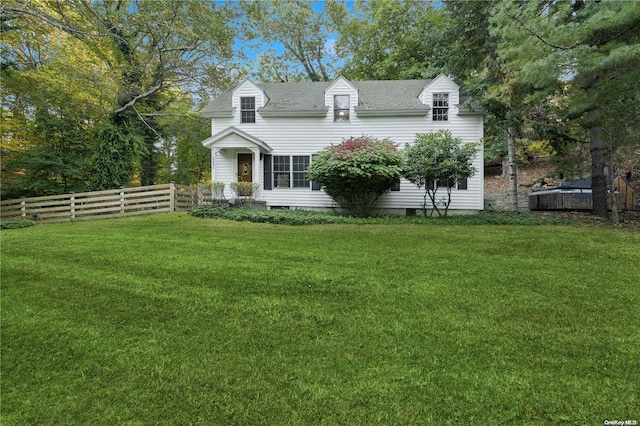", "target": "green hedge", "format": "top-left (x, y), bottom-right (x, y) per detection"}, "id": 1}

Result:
top-left (190, 206), bottom-right (355, 225)
top-left (0, 220), bottom-right (37, 230)
top-left (190, 206), bottom-right (572, 226)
